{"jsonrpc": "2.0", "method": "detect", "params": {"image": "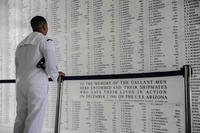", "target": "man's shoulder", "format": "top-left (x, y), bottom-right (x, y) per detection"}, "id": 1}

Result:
top-left (45, 38), bottom-right (54, 46)
top-left (20, 32), bottom-right (45, 44)
top-left (35, 33), bottom-right (54, 45)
